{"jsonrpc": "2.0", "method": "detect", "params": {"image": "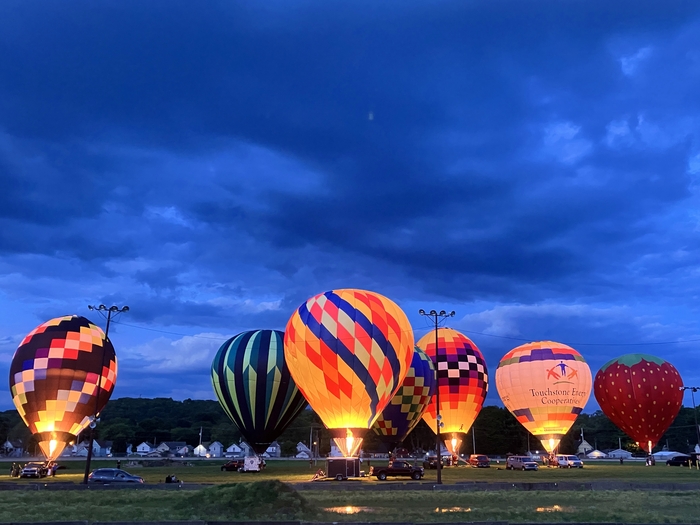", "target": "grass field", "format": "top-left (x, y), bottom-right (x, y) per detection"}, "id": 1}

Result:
top-left (1, 459), bottom-right (699, 523)
top-left (2, 458), bottom-right (699, 485)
